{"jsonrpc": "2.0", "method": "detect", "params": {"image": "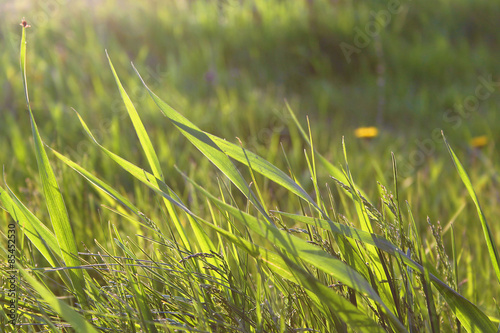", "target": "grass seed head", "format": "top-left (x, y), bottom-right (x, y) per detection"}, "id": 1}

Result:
top-left (20, 17), bottom-right (31, 28)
